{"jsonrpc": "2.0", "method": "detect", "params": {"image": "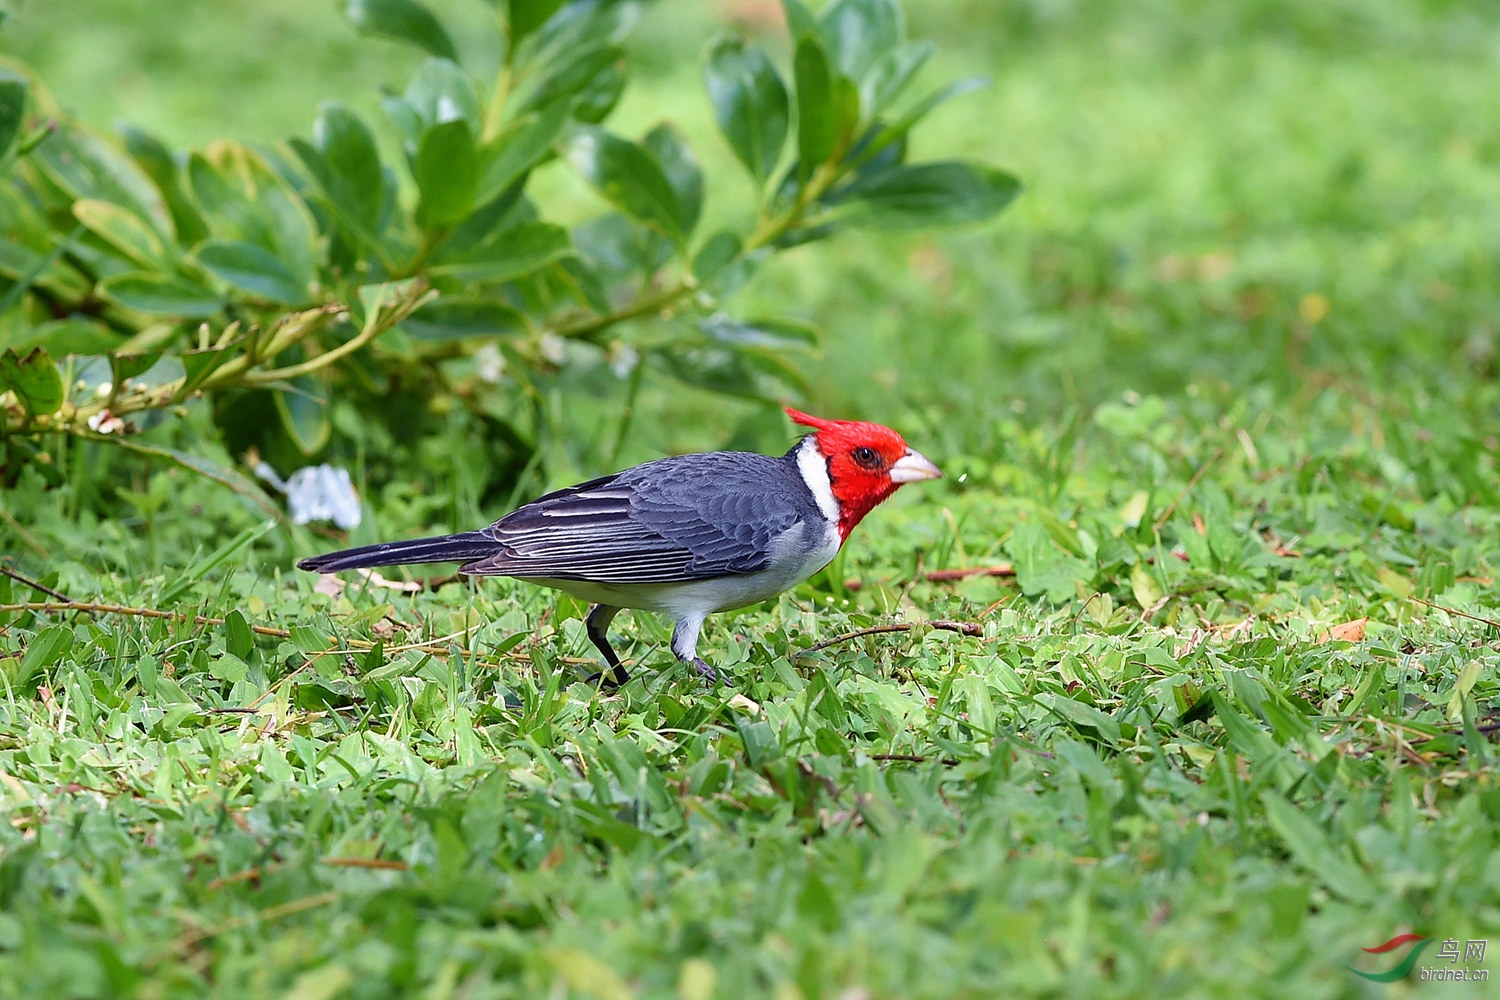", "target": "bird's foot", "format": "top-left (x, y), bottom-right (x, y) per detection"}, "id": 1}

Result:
top-left (581, 663), bottom-right (630, 689)
top-left (690, 658), bottom-right (730, 686)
